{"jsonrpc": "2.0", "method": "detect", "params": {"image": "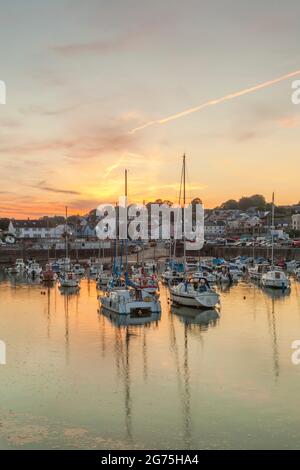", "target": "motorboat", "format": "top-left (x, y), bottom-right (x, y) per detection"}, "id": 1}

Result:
top-left (6, 258), bottom-right (26, 274)
top-left (259, 194), bottom-right (290, 291)
top-left (131, 267), bottom-right (159, 294)
top-left (97, 271), bottom-right (112, 287)
top-left (248, 263), bottom-right (269, 281)
top-left (41, 263), bottom-right (57, 283)
top-left (89, 262), bottom-right (103, 276)
top-left (58, 207), bottom-right (80, 290)
top-left (161, 268), bottom-right (184, 284)
top-left (192, 270), bottom-right (216, 284)
top-left (131, 274), bottom-right (159, 294)
top-left (215, 266), bottom-right (233, 284)
top-left (58, 271), bottom-right (80, 289)
top-left (26, 261), bottom-right (42, 278)
top-left (57, 257), bottom-right (71, 272)
top-left (261, 269), bottom-right (290, 289)
top-left (73, 263), bottom-right (85, 276)
top-left (228, 264), bottom-right (244, 281)
top-left (286, 260), bottom-right (299, 273)
top-left (170, 278), bottom-right (220, 308)
top-left (50, 261), bottom-right (61, 274)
